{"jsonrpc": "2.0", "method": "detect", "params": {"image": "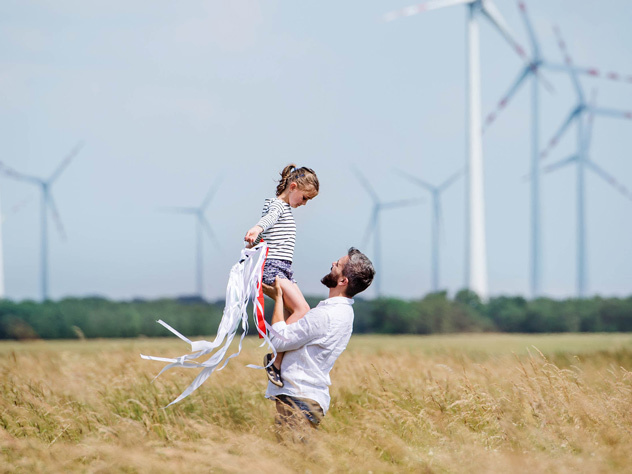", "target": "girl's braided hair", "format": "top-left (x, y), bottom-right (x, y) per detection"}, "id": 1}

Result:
top-left (276, 164), bottom-right (319, 197)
